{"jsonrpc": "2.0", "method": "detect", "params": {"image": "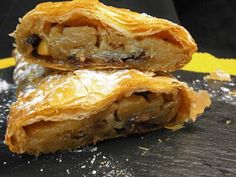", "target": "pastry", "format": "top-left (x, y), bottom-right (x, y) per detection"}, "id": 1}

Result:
top-left (5, 53), bottom-right (210, 155)
top-left (6, 1), bottom-right (208, 155)
top-left (13, 0), bottom-right (197, 72)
